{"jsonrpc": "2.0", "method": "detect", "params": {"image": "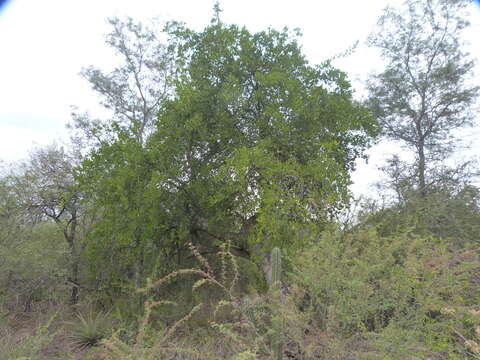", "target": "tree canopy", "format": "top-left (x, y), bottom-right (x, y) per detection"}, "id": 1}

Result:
top-left (78, 19), bottom-right (378, 289)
